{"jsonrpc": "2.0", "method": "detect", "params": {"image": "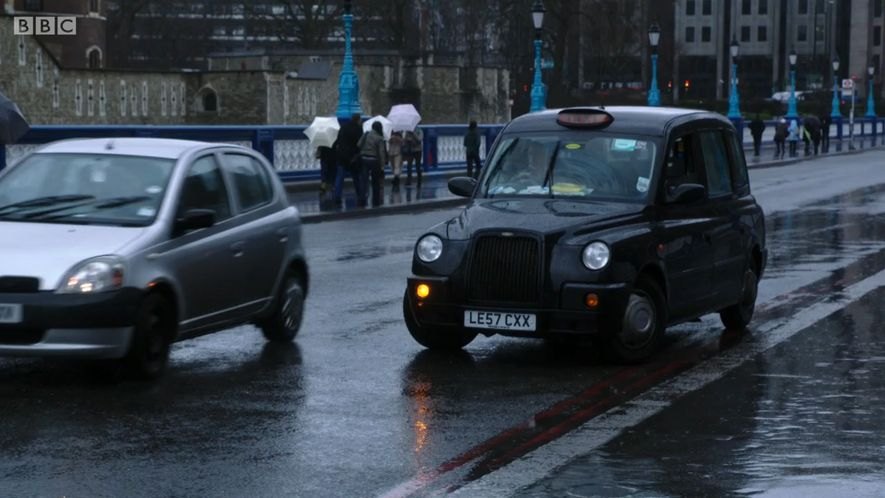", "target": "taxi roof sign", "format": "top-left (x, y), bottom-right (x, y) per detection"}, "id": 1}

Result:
top-left (556, 109), bottom-right (614, 128)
